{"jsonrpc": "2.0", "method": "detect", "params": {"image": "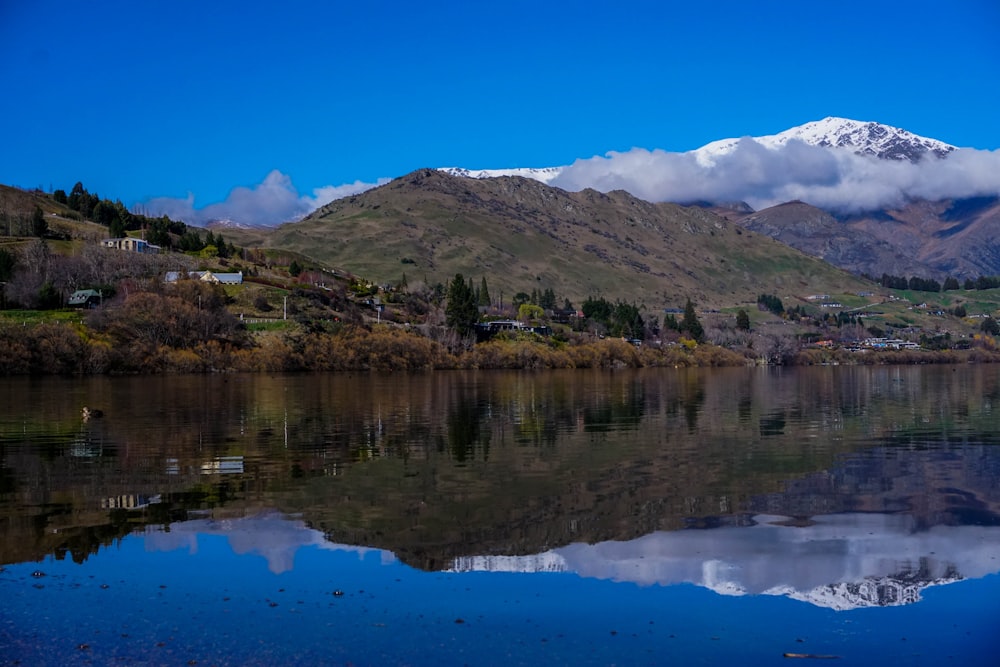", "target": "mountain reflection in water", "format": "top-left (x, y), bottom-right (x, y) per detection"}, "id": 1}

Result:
top-left (3, 367), bottom-right (1000, 664)
top-left (452, 512), bottom-right (995, 610)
